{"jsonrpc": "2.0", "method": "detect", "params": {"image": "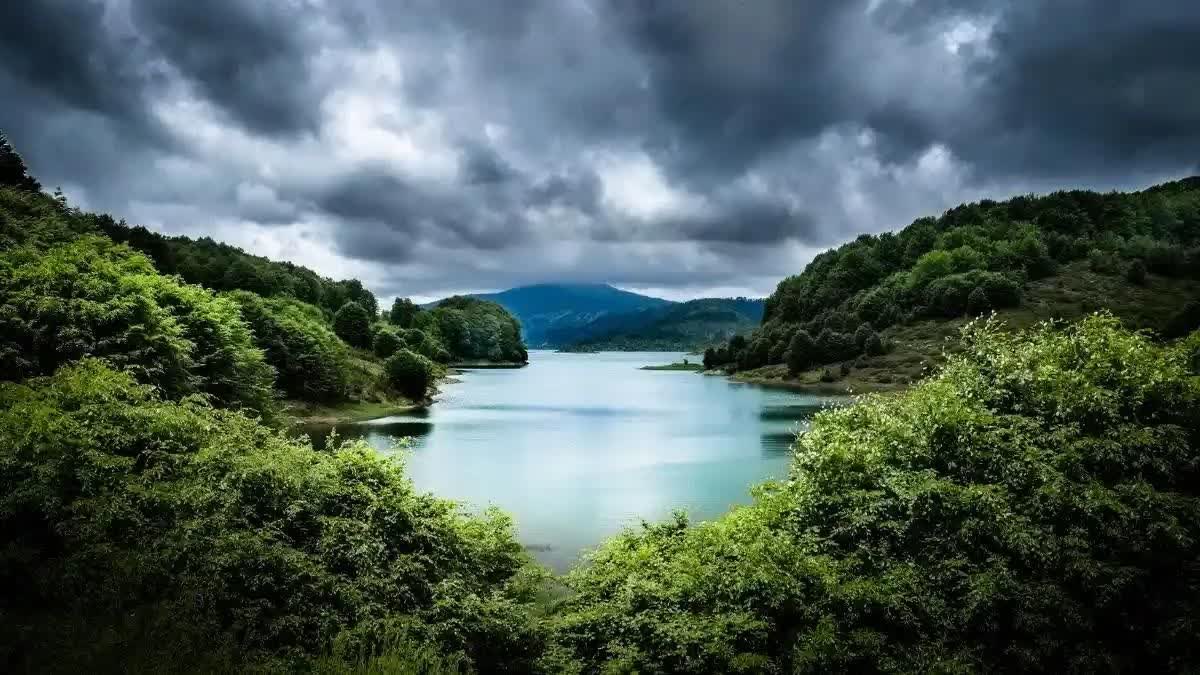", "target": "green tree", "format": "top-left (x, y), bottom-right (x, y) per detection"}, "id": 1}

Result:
top-left (389, 297), bottom-right (421, 328)
top-left (333, 301), bottom-right (372, 349)
top-left (372, 328), bottom-right (403, 359)
top-left (786, 329), bottom-right (815, 375)
top-left (0, 131), bottom-right (41, 192)
top-left (966, 286), bottom-right (990, 315)
top-left (385, 349), bottom-right (435, 401)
